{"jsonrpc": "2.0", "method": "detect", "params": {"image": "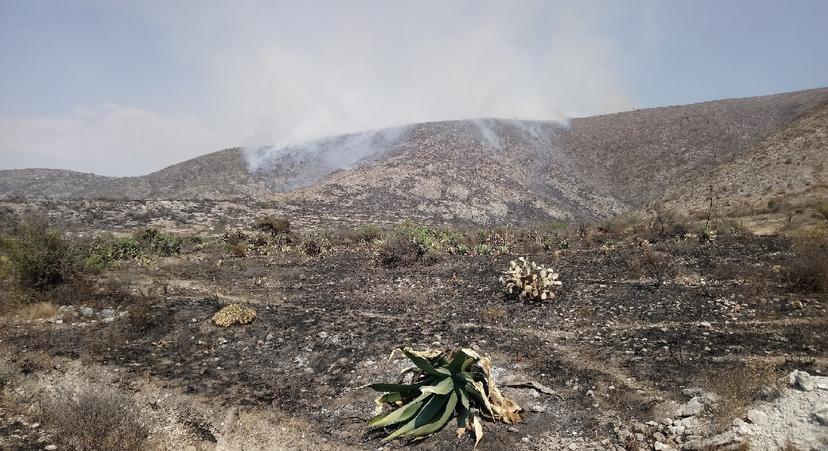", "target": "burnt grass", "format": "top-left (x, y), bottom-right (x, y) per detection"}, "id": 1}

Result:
top-left (2, 228), bottom-right (826, 449)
